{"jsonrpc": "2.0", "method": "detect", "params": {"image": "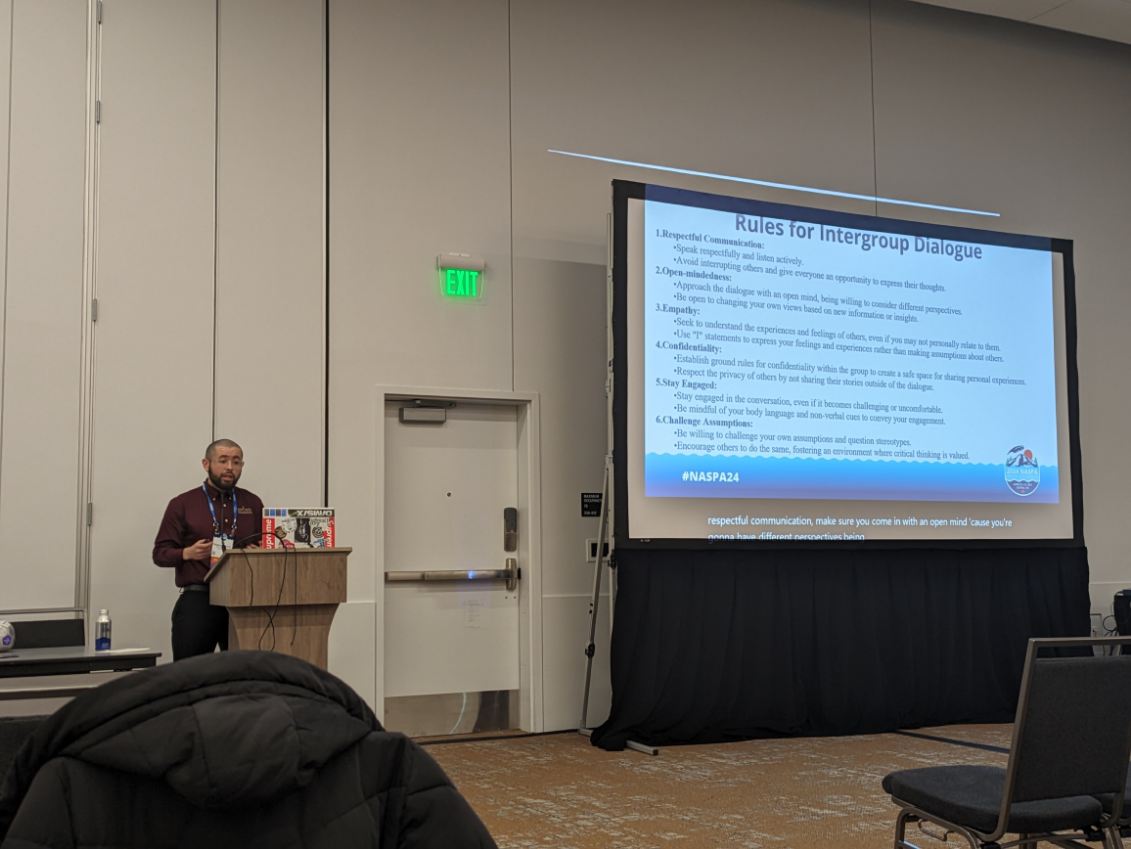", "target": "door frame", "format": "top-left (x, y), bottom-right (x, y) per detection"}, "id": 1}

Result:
top-left (374, 385), bottom-right (543, 732)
